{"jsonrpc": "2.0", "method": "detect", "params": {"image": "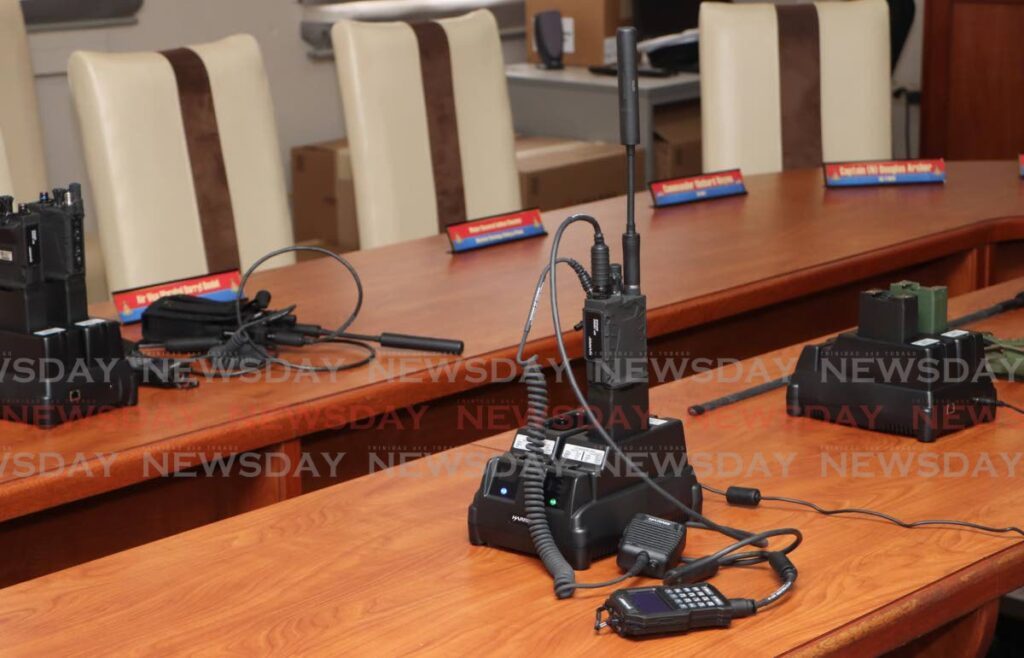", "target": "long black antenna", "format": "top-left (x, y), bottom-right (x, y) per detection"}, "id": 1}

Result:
top-left (617, 27), bottom-right (641, 295)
